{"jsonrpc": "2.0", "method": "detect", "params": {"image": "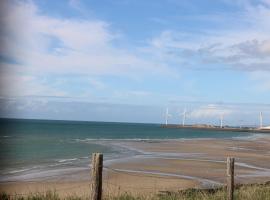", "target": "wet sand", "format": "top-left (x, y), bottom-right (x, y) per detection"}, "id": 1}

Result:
top-left (1, 137), bottom-right (270, 197)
